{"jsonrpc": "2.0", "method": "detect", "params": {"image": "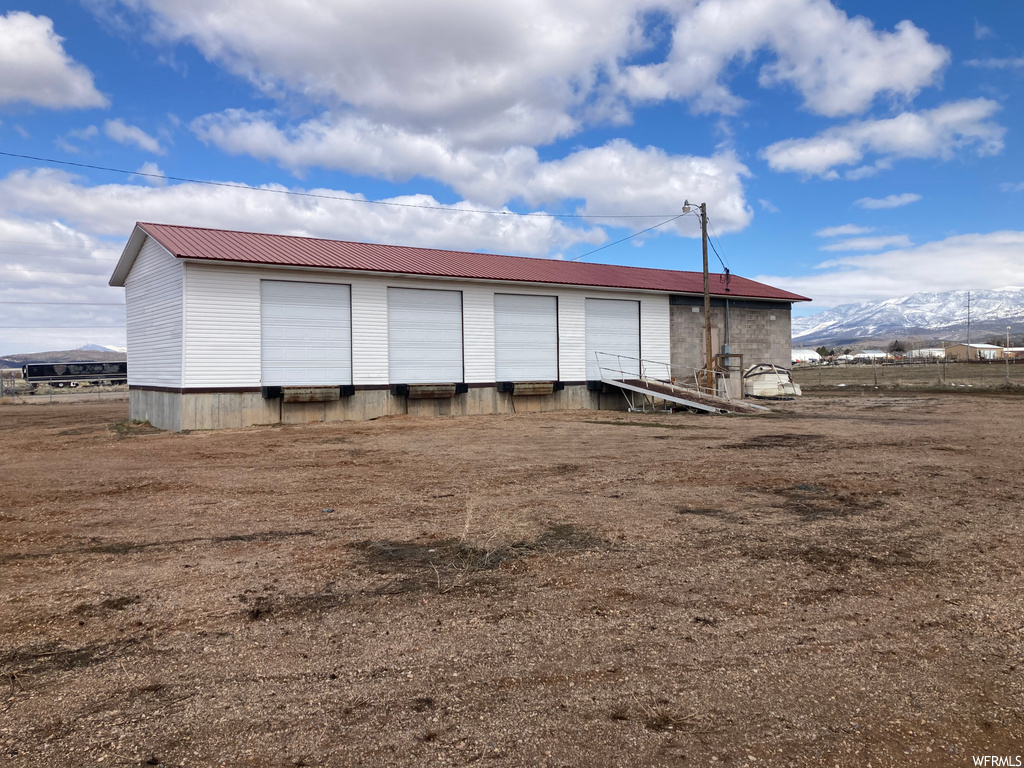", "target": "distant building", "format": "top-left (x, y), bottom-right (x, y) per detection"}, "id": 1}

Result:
top-left (791, 348), bottom-right (822, 364)
top-left (906, 348), bottom-right (946, 359)
top-left (945, 343), bottom-right (1002, 361)
top-left (852, 350), bottom-right (887, 362)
